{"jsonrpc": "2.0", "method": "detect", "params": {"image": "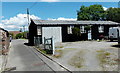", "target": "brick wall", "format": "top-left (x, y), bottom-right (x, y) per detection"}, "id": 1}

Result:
top-left (0, 29), bottom-right (10, 55)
